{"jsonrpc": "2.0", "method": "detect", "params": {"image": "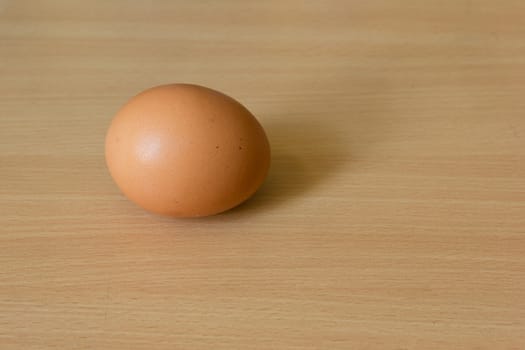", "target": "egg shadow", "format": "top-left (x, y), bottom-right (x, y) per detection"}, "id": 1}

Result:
top-left (220, 115), bottom-right (348, 216)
